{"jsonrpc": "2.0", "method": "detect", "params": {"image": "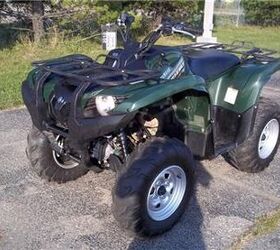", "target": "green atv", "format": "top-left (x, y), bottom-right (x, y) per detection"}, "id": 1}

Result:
top-left (22, 15), bottom-right (280, 236)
